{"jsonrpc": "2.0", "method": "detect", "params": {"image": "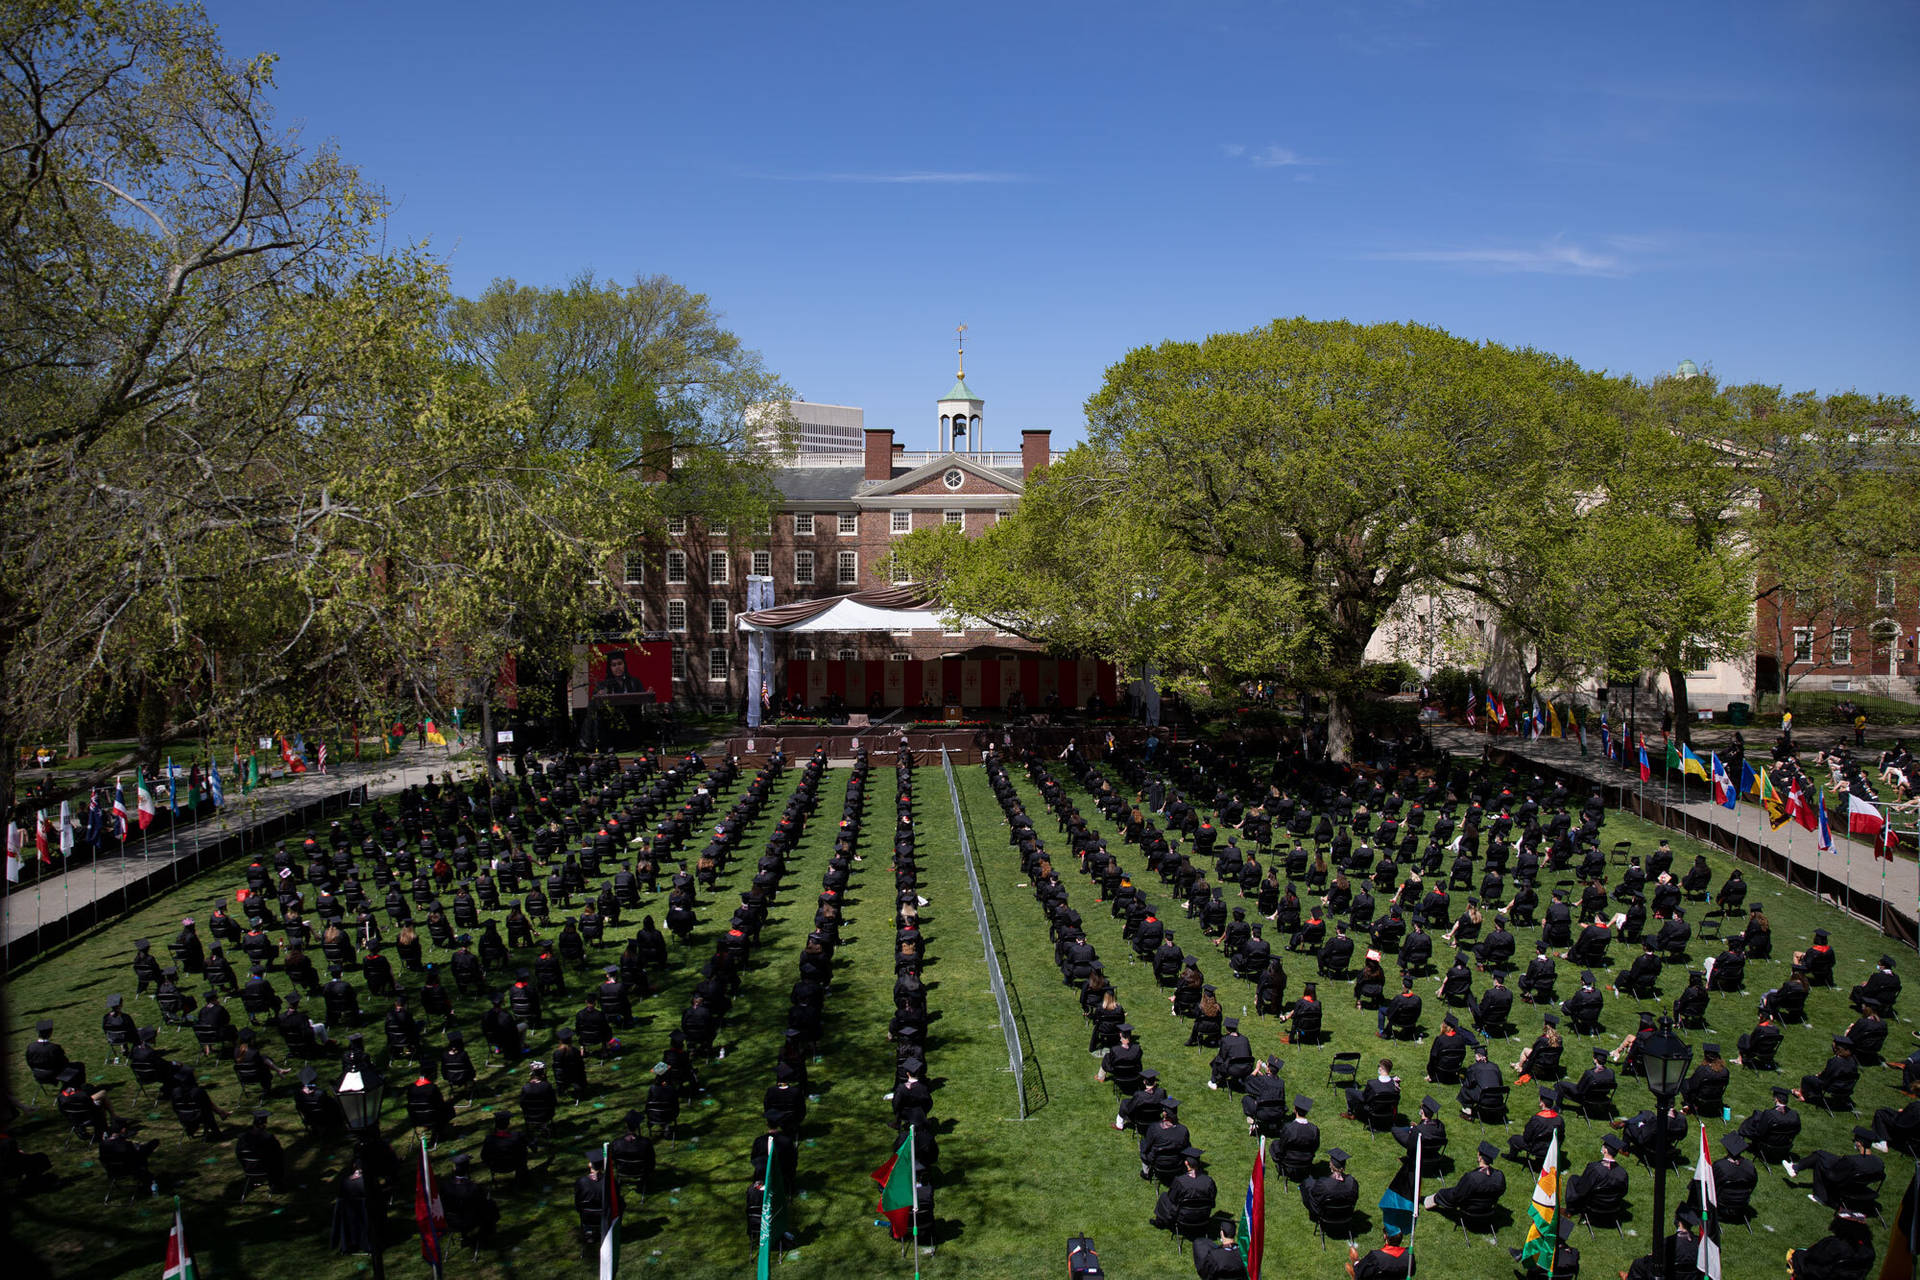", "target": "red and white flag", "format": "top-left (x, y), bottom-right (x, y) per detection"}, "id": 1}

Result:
top-left (1847, 793), bottom-right (1895, 859)
top-left (4, 822), bottom-right (21, 883)
top-left (112, 779), bottom-right (129, 843)
top-left (137, 779), bottom-right (157, 830)
top-left (317, 741), bottom-right (328, 775)
top-left (414, 1137), bottom-right (447, 1280)
top-left (1785, 781), bottom-right (1818, 833)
